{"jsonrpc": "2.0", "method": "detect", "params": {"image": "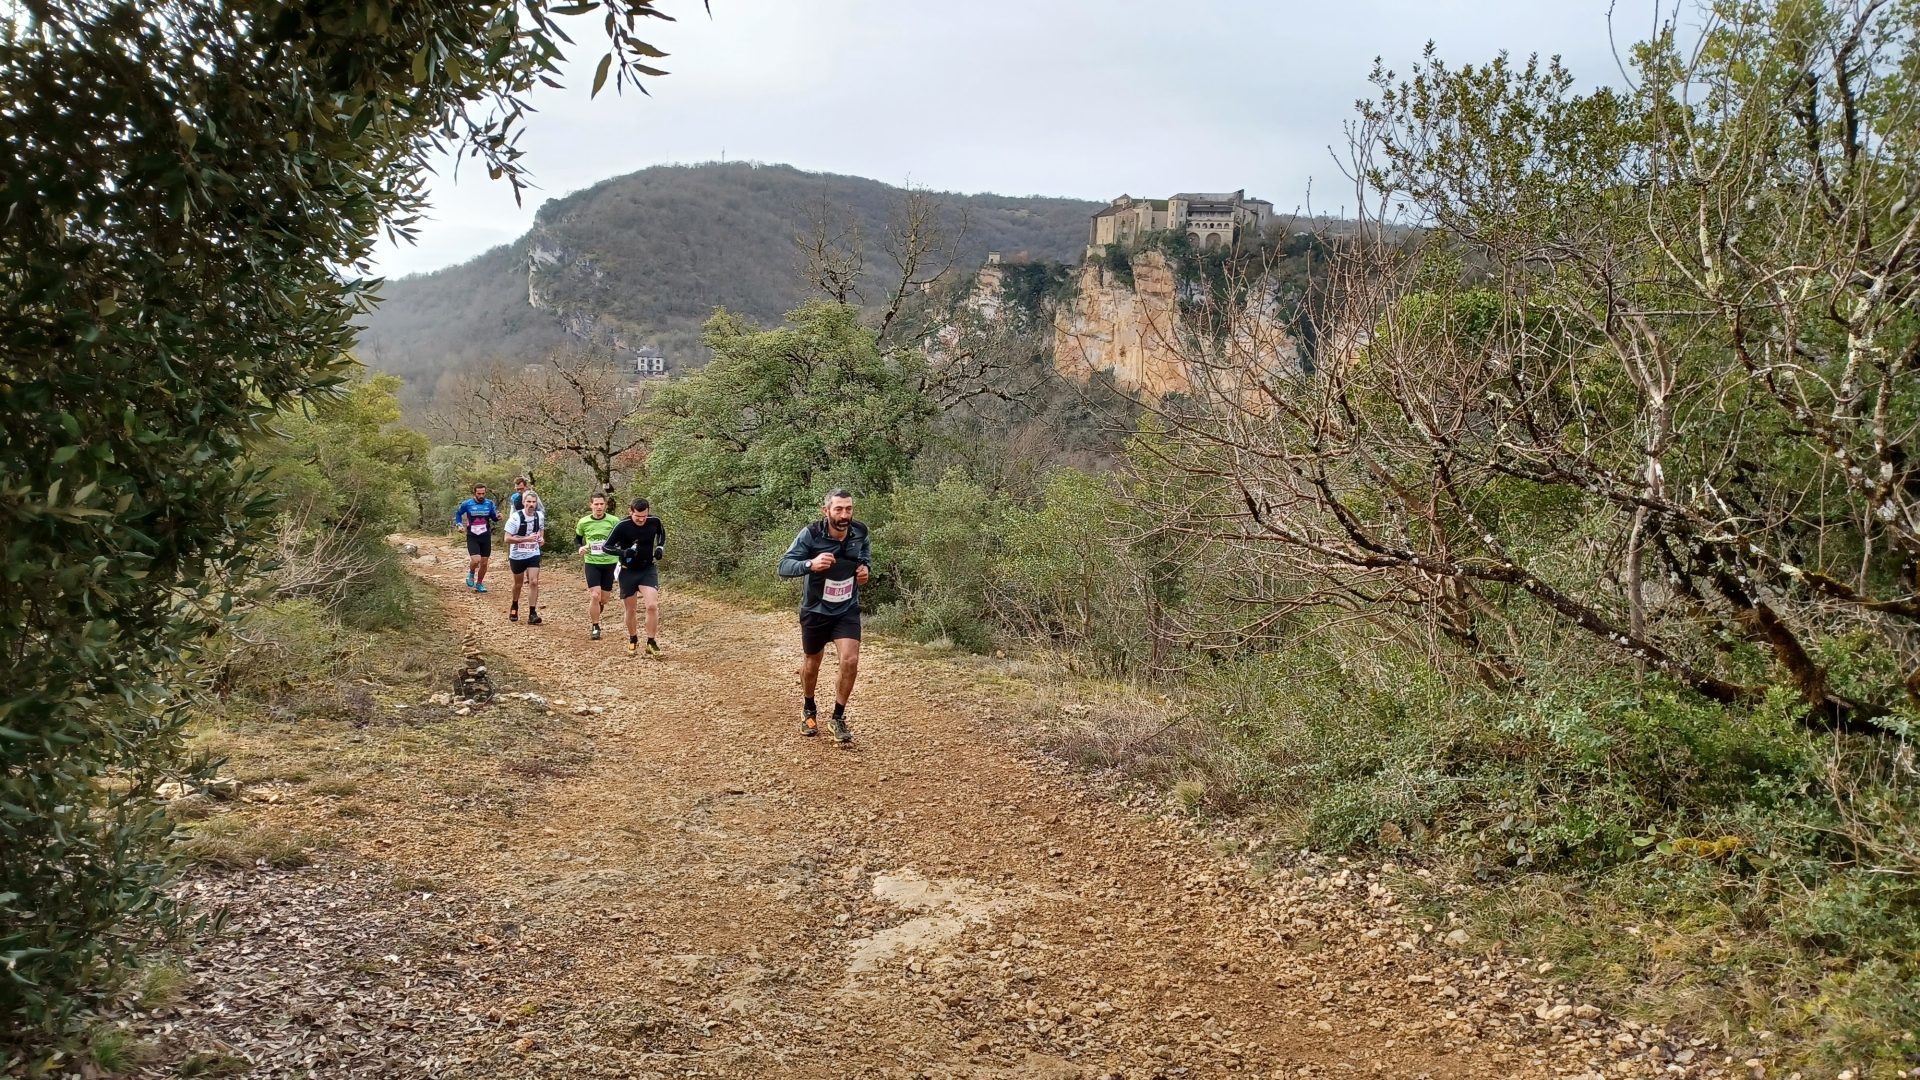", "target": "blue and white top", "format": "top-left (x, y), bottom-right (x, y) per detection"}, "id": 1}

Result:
top-left (454, 497), bottom-right (499, 538)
